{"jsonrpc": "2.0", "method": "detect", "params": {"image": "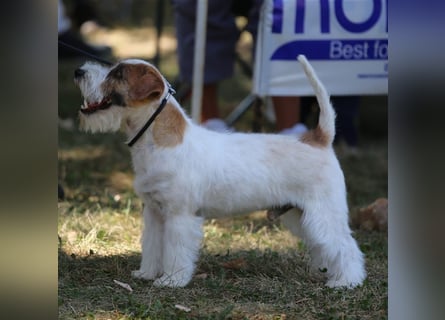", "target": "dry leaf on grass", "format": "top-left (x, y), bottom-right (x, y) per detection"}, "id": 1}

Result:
top-left (222, 258), bottom-right (248, 270)
top-left (113, 279), bottom-right (133, 292)
top-left (175, 304), bottom-right (191, 312)
top-left (194, 273), bottom-right (208, 279)
top-left (353, 197), bottom-right (388, 232)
